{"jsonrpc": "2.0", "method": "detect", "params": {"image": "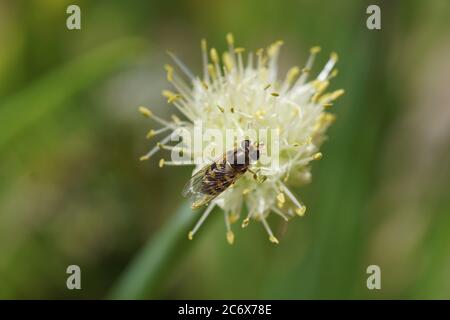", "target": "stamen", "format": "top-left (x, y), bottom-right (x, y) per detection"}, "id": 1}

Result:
top-left (207, 64), bottom-right (216, 79)
top-left (296, 46), bottom-right (321, 86)
top-left (201, 39), bottom-right (209, 82)
top-left (319, 89), bottom-right (345, 104)
top-left (235, 48), bottom-right (245, 75)
top-left (210, 48), bottom-right (219, 64)
top-left (267, 40), bottom-right (284, 58)
top-left (146, 126), bottom-right (171, 139)
top-left (164, 64), bottom-right (174, 82)
top-left (317, 52), bottom-right (338, 81)
top-left (138, 106), bottom-right (177, 129)
top-left (222, 52), bottom-right (233, 72)
top-left (225, 32), bottom-right (236, 67)
top-left (296, 206), bottom-right (306, 217)
top-left (188, 202), bottom-right (216, 240)
top-left (256, 48), bottom-right (265, 71)
top-left (279, 182), bottom-right (306, 214)
top-left (313, 152), bottom-right (323, 160)
top-left (224, 211), bottom-right (234, 245)
top-left (140, 133), bottom-right (172, 161)
top-left (226, 32), bottom-right (235, 46)
top-left (161, 91), bottom-right (195, 121)
top-left (167, 51), bottom-right (195, 80)
top-left (259, 213), bottom-right (279, 244)
top-left (271, 206), bottom-right (290, 221)
top-left (138, 106), bottom-right (152, 117)
top-left (281, 66), bottom-right (300, 93)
